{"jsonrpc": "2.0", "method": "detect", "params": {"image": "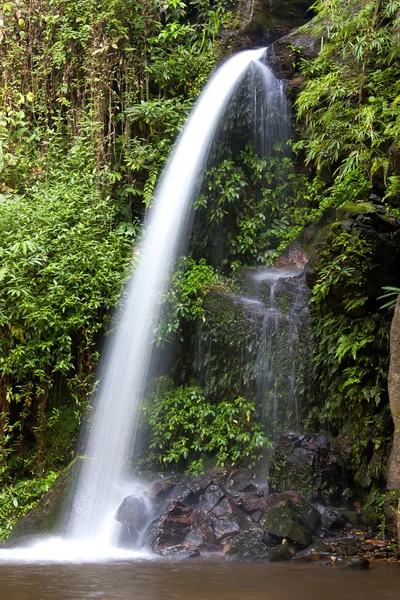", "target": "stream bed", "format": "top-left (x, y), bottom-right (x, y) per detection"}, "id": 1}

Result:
top-left (0, 560), bottom-right (399, 600)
